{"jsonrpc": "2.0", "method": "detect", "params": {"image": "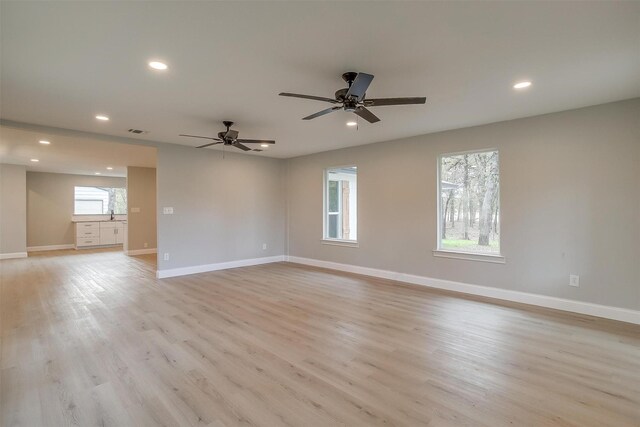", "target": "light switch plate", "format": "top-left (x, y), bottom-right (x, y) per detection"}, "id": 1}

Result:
top-left (569, 274), bottom-right (579, 287)
top-left (131, 207), bottom-right (141, 213)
